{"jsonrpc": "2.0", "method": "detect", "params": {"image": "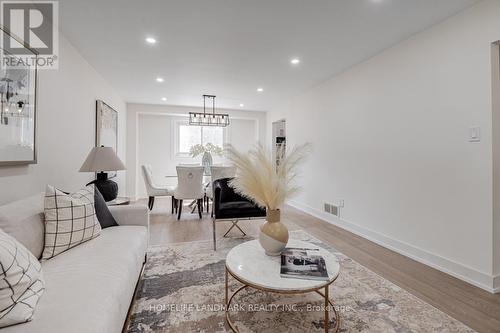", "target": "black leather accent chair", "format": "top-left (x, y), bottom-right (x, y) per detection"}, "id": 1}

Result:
top-left (212, 177), bottom-right (266, 250)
